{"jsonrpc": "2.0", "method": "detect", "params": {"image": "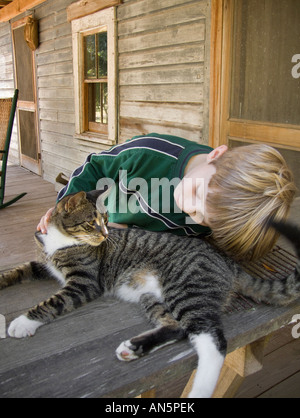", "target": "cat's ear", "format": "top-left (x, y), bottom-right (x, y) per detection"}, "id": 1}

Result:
top-left (88, 187), bottom-right (112, 202)
top-left (65, 191), bottom-right (87, 212)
